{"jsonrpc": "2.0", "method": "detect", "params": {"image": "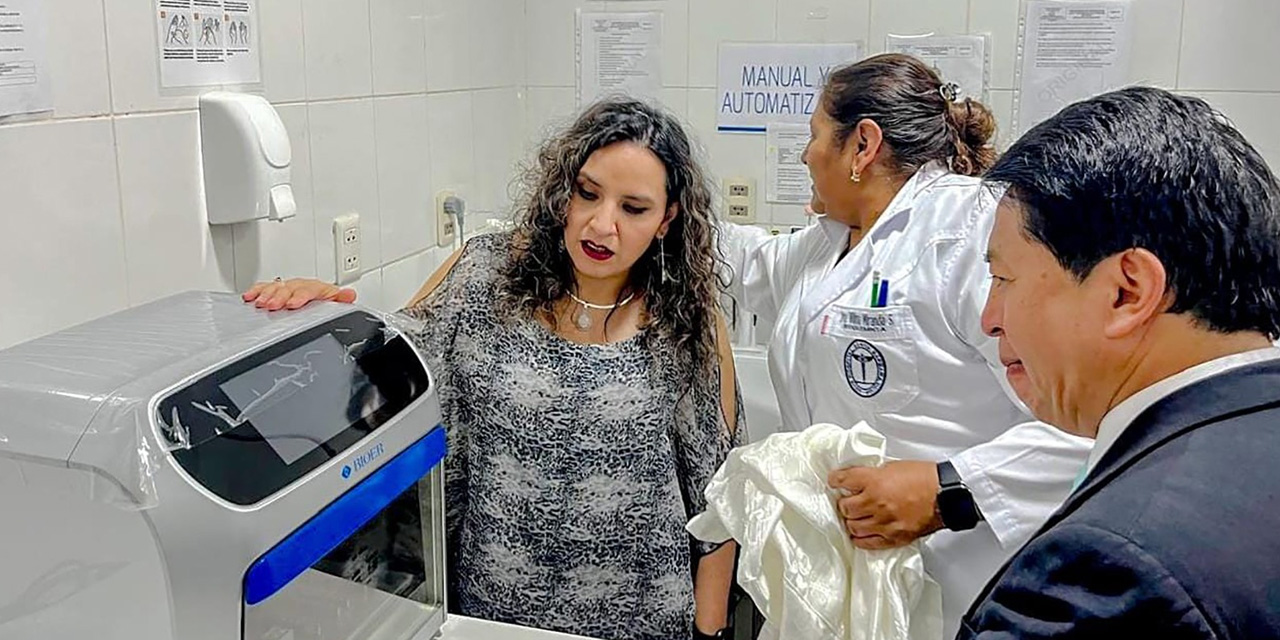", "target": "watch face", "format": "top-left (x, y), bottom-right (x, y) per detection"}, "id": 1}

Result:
top-left (939, 486), bottom-right (979, 530)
